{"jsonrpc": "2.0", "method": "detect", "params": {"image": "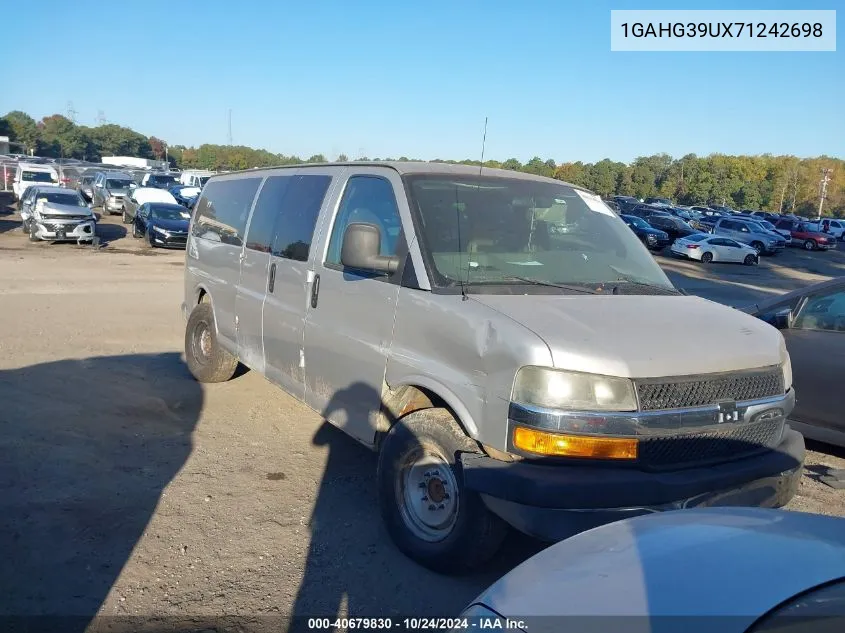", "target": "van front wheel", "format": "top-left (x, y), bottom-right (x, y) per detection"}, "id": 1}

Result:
top-left (185, 303), bottom-right (238, 383)
top-left (377, 408), bottom-right (507, 574)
